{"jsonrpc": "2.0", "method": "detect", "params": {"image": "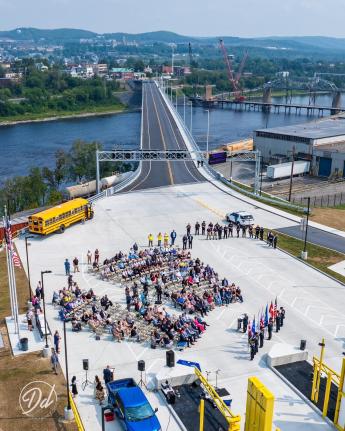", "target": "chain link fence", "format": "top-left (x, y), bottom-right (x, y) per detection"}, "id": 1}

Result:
top-left (292, 192), bottom-right (345, 208)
